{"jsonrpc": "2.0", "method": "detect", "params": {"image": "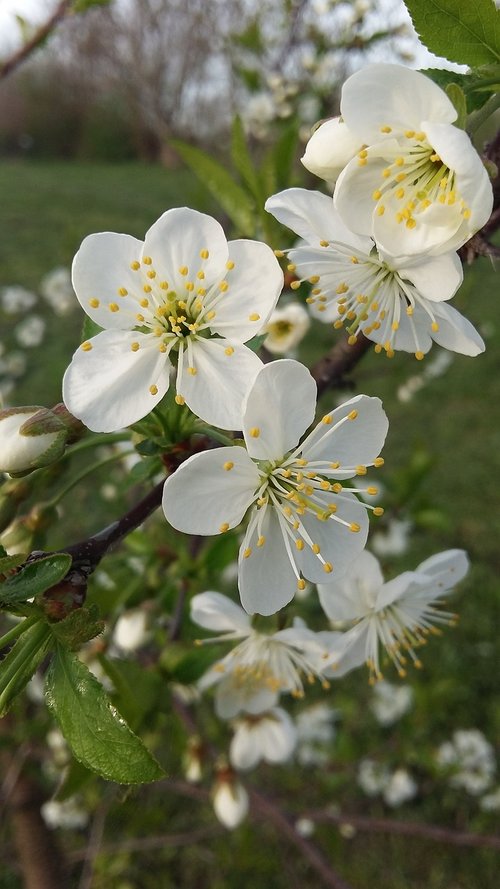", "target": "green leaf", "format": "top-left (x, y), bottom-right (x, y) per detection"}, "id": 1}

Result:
top-left (0, 553), bottom-right (26, 577)
top-left (0, 623), bottom-right (52, 716)
top-left (45, 646), bottom-right (164, 784)
top-left (421, 68), bottom-right (499, 111)
top-left (404, 0), bottom-right (500, 67)
top-left (0, 554), bottom-right (72, 606)
top-left (98, 657), bottom-right (162, 730)
top-left (445, 83), bottom-right (467, 127)
top-left (171, 140), bottom-right (256, 236)
top-left (231, 116), bottom-right (263, 204)
top-left (49, 604), bottom-right (105, 649)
